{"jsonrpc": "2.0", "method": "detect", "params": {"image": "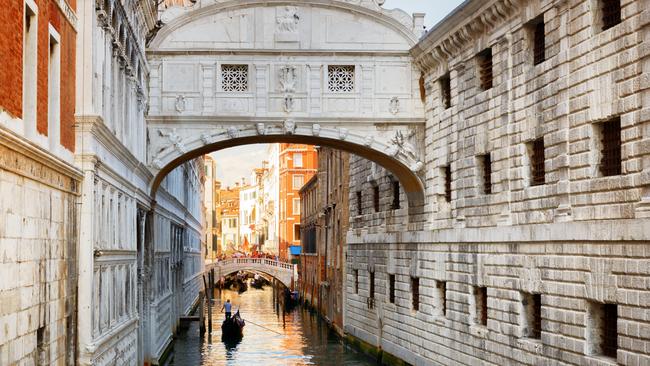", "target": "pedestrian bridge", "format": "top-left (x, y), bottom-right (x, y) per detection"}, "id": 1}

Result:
top-left (206, 258), bottom-right (295, 288)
